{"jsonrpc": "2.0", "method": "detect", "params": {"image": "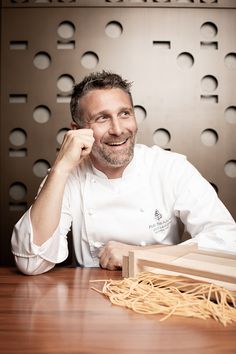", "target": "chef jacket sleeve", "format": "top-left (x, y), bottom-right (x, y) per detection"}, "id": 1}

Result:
top-left (11, 180), bottom-right (72, 275)
top-left (173, 160), bottom-right (236, 253)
